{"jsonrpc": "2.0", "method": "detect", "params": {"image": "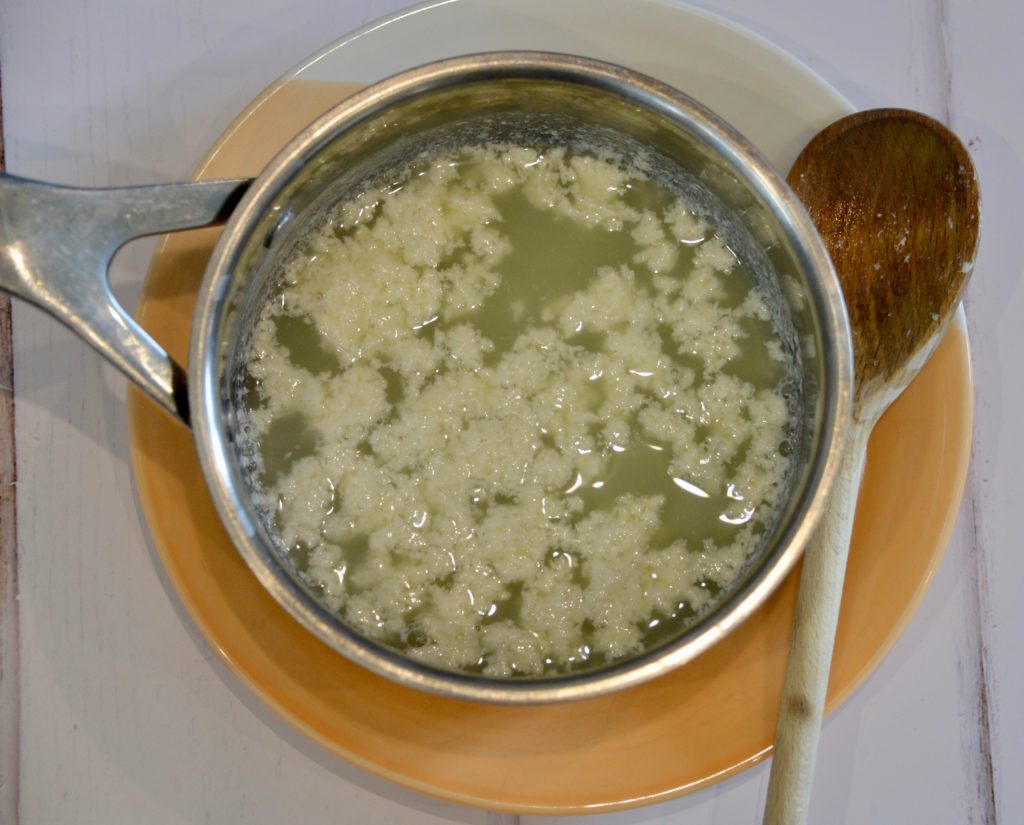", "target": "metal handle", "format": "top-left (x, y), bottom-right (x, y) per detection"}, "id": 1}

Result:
top-left (0, 173), bottom-right (250, 424)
